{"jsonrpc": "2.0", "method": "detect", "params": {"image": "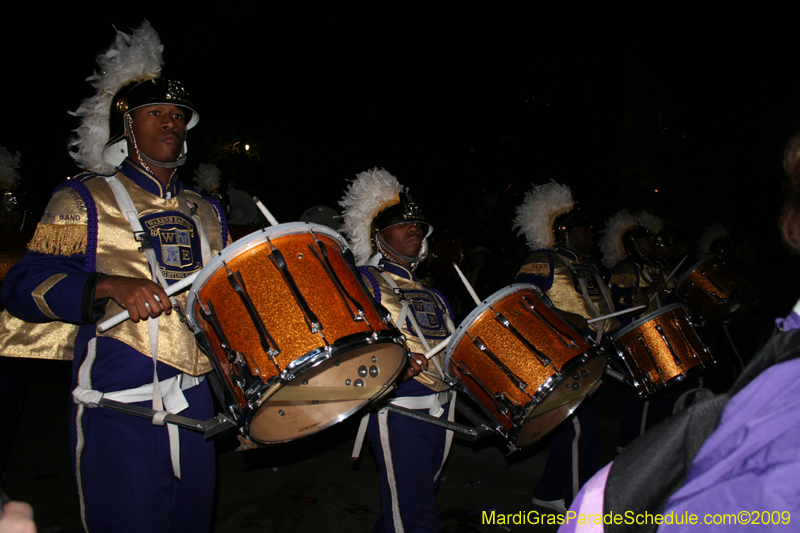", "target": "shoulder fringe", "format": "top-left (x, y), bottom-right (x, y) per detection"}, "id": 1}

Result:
top-left (27, 224), bottom-right (87, 256)
top-left (513, 180), bottom-right (574, 250)
top-left (600, 210), bottom-right (638, 269)
top-left (338, 168), bottom-right (403, 265)
top-left (696, 223), bottom-right (730, 258)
